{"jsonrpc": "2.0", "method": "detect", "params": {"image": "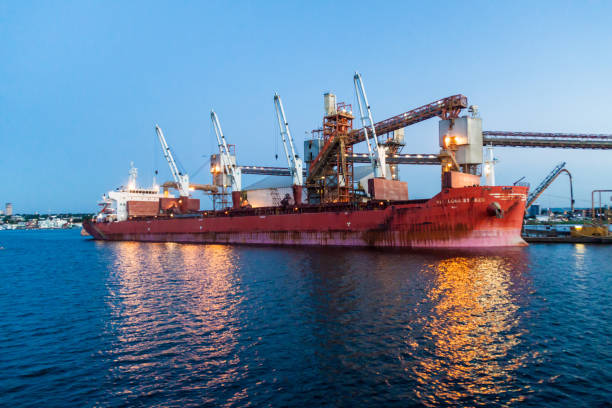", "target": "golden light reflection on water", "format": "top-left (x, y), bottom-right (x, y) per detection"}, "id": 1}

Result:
top-left (413, 254), bottom-right (530, 406)
top-left (573, 244), bottom-right (586, 274)
top-left (101, 242), bottom-right (535, 405)
top-left (106, 242), bottom-right (245, 397)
